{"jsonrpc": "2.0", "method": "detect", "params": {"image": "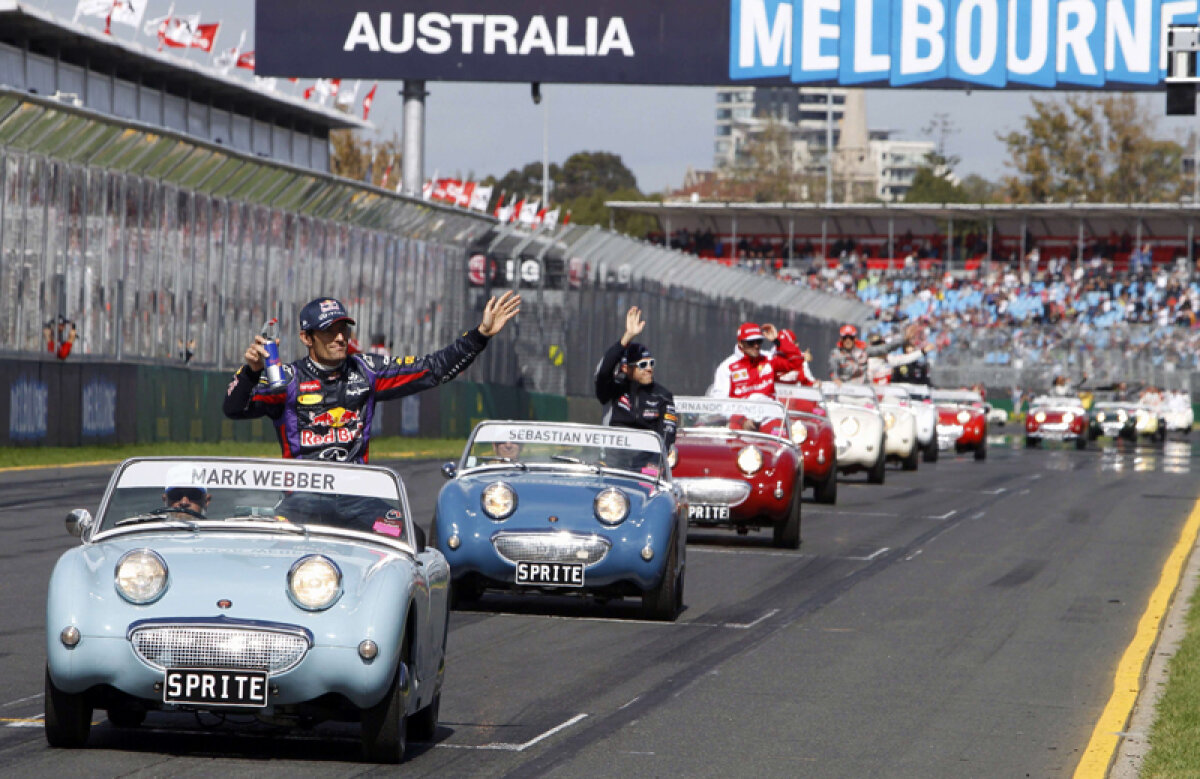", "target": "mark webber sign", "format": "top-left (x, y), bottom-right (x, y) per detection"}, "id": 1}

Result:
top-left (255, 0), bottom-right (1193, 88)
